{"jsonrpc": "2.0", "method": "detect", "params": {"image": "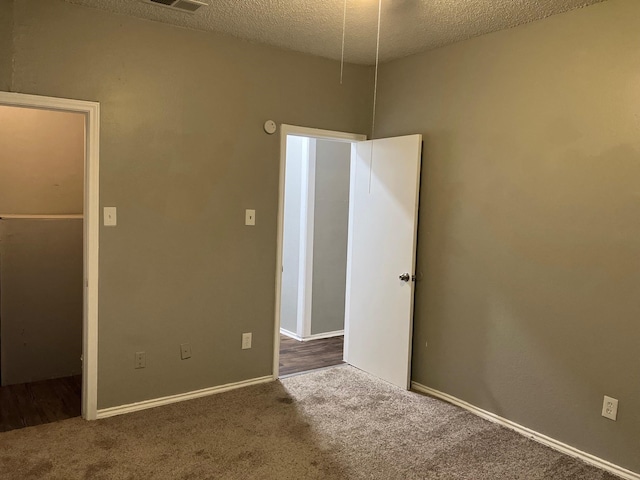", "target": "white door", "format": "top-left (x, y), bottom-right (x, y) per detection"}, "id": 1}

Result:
top-left (344, 135), bottom-right (422, 389)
